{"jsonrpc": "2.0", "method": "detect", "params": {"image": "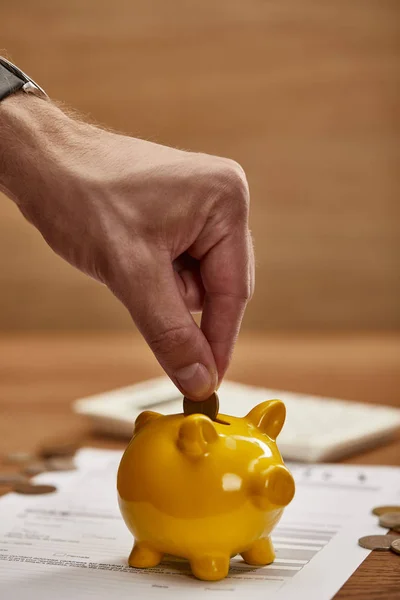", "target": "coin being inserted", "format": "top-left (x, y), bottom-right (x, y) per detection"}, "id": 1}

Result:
top-left (183, 392), bottom-right (219, 422)
top-left (358, 534), bottom-right (400, 551)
